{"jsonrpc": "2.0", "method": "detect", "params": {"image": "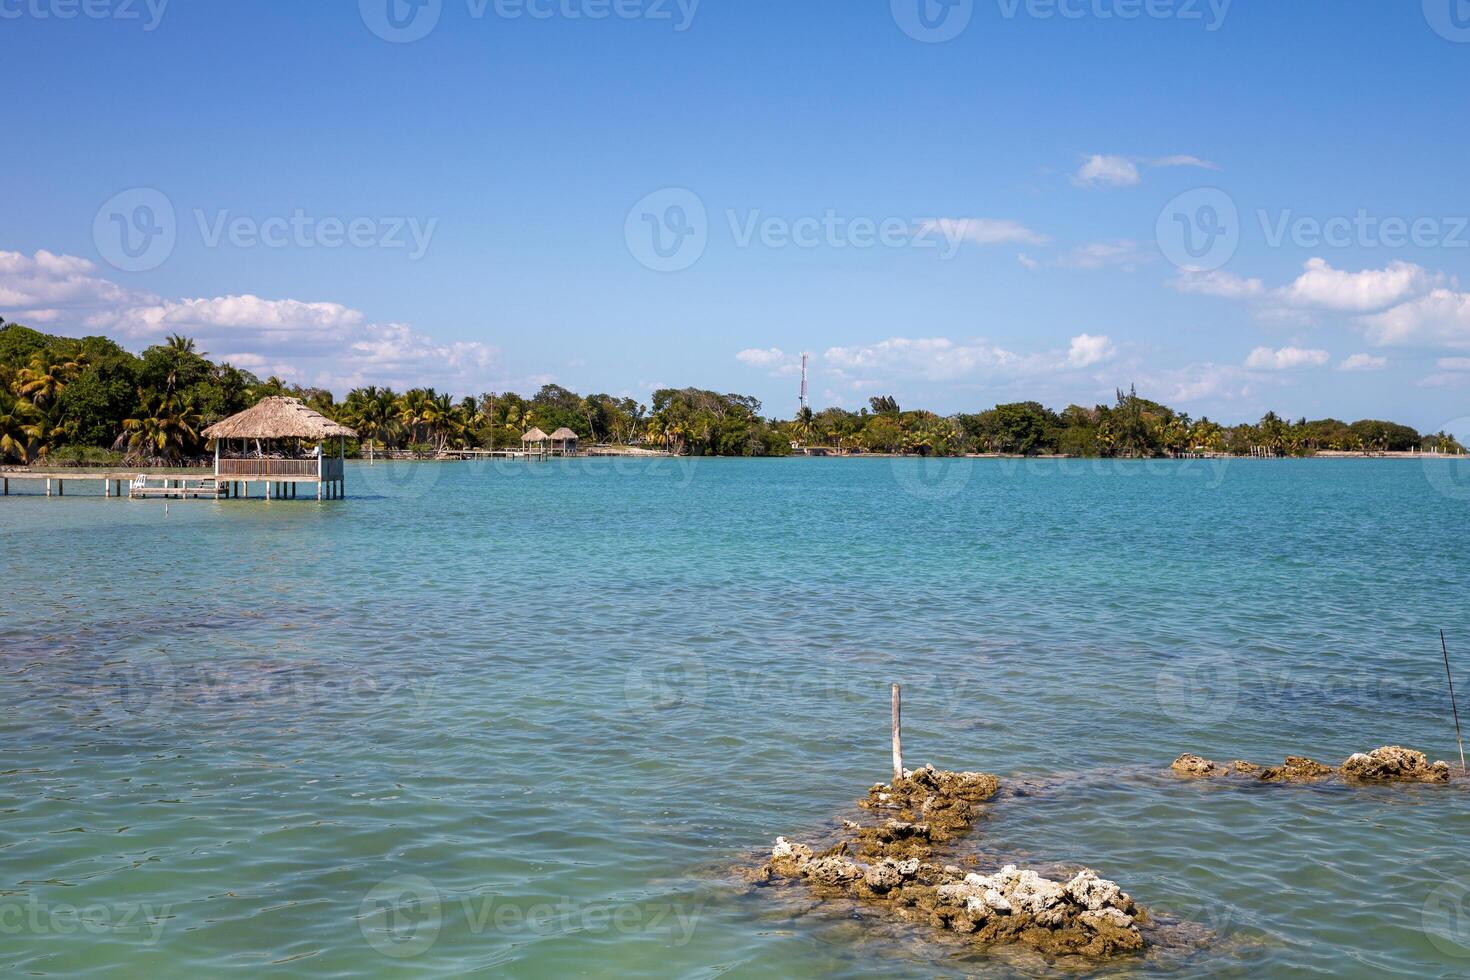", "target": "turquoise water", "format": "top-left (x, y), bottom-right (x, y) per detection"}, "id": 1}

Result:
top-left (4, 456), bottom-right (1470, 977)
